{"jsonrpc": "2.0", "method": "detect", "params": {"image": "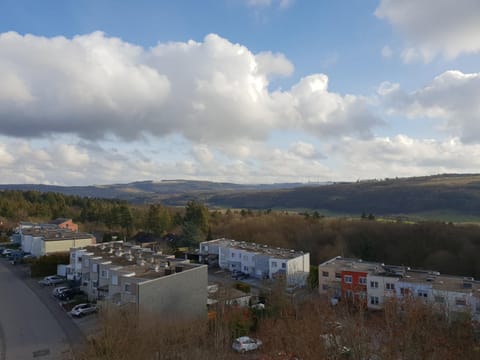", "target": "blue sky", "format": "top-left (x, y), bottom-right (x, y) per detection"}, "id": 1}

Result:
top-left (0, 0), bottom-right (480, 185)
